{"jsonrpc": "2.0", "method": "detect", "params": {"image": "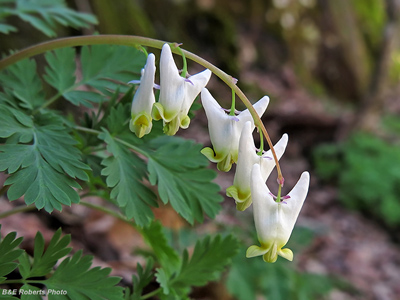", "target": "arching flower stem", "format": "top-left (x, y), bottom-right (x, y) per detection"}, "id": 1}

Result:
top-left (0, 34), bottom-right (284, 186)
